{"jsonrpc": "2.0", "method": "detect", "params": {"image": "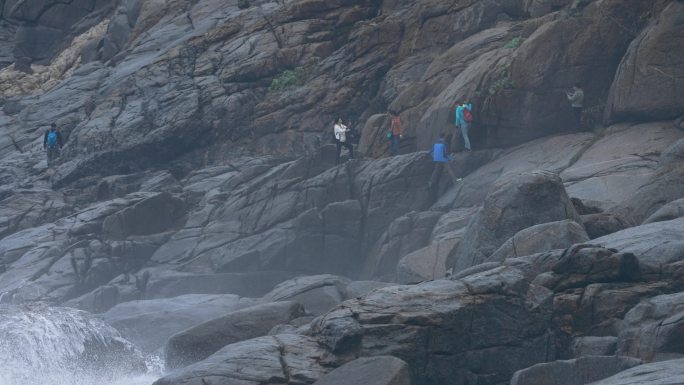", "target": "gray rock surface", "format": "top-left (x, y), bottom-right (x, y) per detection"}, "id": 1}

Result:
top-left (165, 301), bottom-right (306, 369)
top-left (103, 294), bottom-right (257, 353)
top-left (586, 359), bottom-right (684, 385)
top-left (449, 171), bottom-right (582, 273)
top-left (153, 334), bottom-right (328, 385)
top-left (617, 292), bottom-right (684, 361)
top-left (643, 197), bottom-right (684, 224)
top-left (489, 220), bottom-right (589, 262)
top-left (312, 356), bottom-right (411, 385)
top-left (510, 356), bottom-right (642, 385)
top-left (570, 336), bottom-right (618, 357)
top-left (262, 275), bottom-right (350, 316)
